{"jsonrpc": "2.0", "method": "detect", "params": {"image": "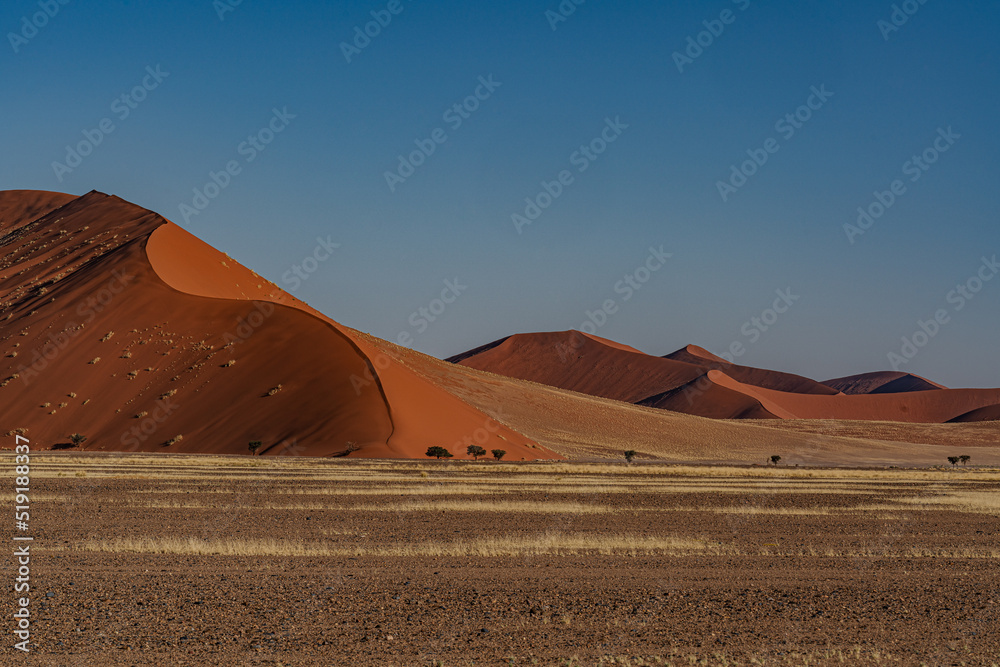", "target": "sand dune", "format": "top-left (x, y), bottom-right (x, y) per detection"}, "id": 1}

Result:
top-left (447, 331), bottom-right (704, 403)
top-left (0, 190), bottom-right (555, 460)
top-left (0, 189), bottom-right (76, 232)
top-left (452, 332), bottom-right (1000, 424)
top-left (664, 345), bottom-right (838, 395)
top-left (823, 371), bottom-right (945, 394)
top-left (4, 189), bottom-right (997, 463)
top-left (706, 372), bottom-right (1000, 423)
top-left (948, 404), bottom-right (1000, 423)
